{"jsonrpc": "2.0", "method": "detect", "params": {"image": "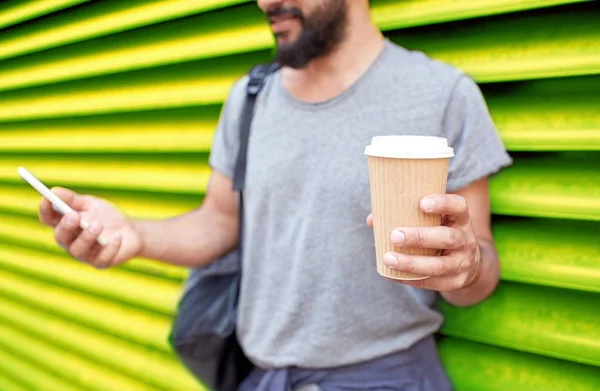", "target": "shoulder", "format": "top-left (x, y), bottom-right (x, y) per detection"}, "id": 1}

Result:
top-left (223, 74), bottom-right (250, 112)
top-left (222, 64), bottom-right (280, 114)
top-left (381, 40), bottom-right (470, 100)
top-left (385, 40), bottom-right (464, 83)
